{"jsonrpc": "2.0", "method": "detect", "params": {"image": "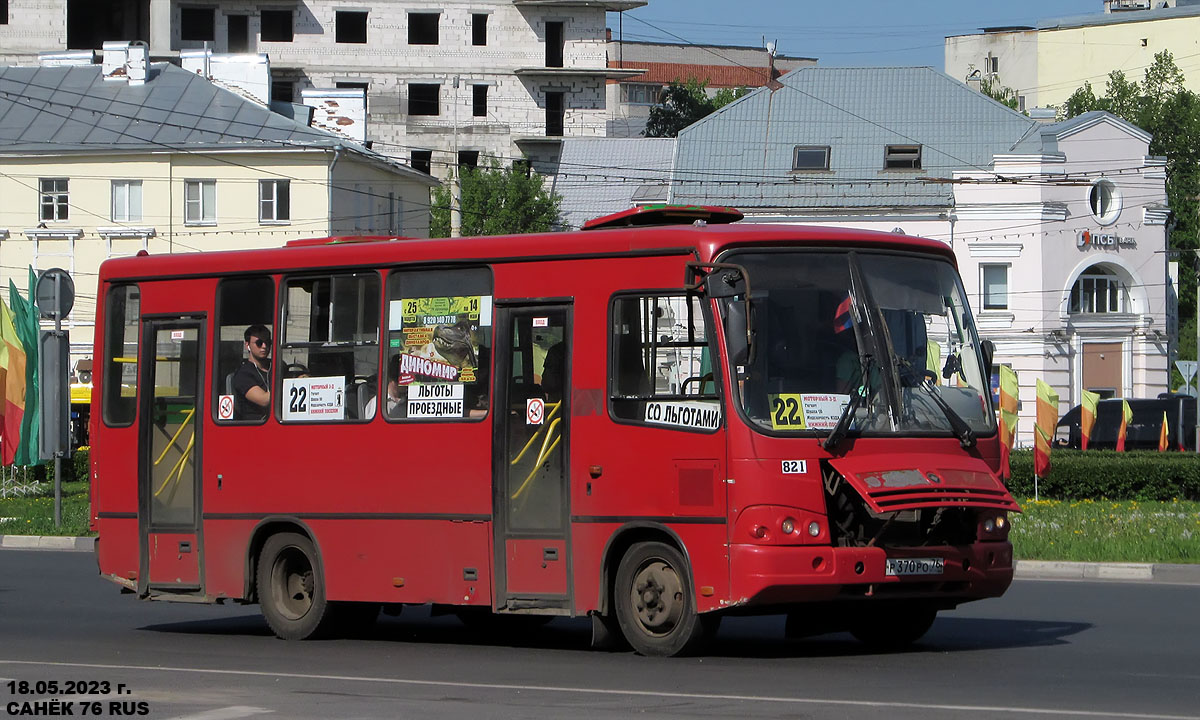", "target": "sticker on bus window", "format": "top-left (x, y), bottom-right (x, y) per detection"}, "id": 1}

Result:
top-left (282, 376), bottom-right (345, 421)
top-left (770, 393), bottom-right (851, 431)
top-left (389, 295), bottom-right (491, 393)
top-left (407, 383), bottom-right (465, 419)
top-left (217, 394), bottom-right (235, 421)
top-left (644, 400), bottom-right (721, 430)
